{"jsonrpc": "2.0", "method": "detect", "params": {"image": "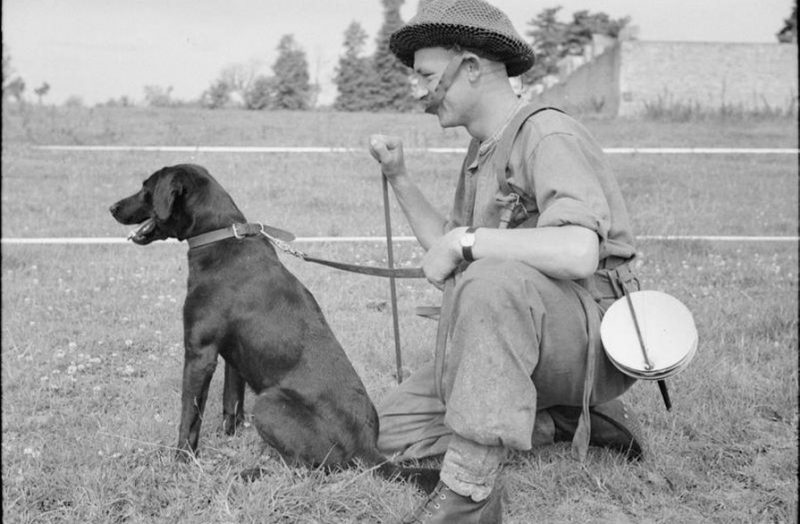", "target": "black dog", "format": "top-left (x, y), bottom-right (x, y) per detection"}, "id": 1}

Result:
top-left (109, 164), bottom-right (437, 491)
